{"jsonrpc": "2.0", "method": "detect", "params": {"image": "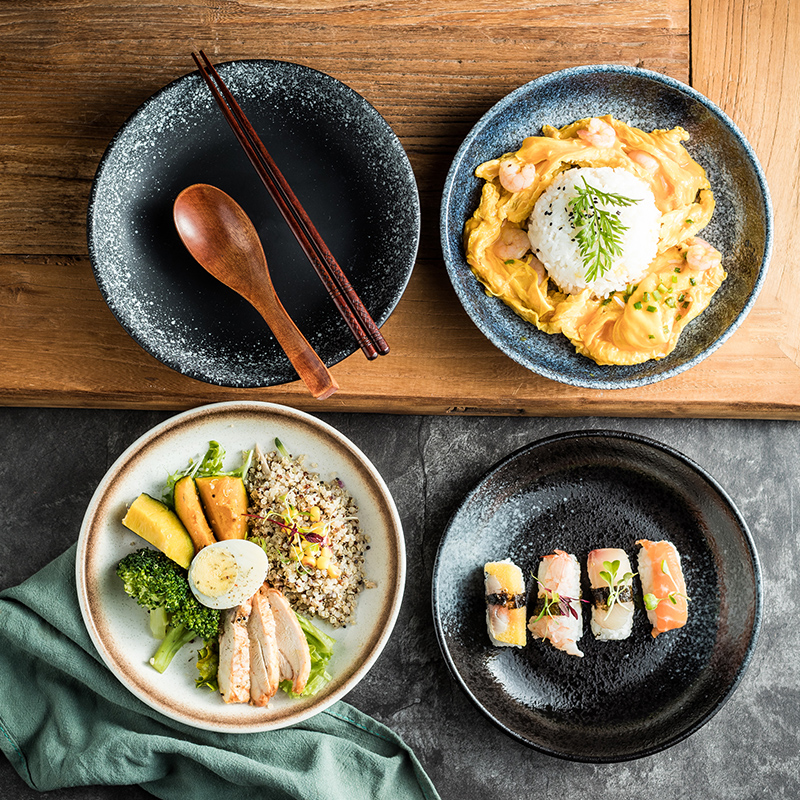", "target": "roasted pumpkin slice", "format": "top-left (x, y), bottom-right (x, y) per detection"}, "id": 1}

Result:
top-left (174, 476), bottom-right (216, 552)
top-left (122, 493), bottom-right (194, 569)
top-left (195, 476), bottom-right (248, 540)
